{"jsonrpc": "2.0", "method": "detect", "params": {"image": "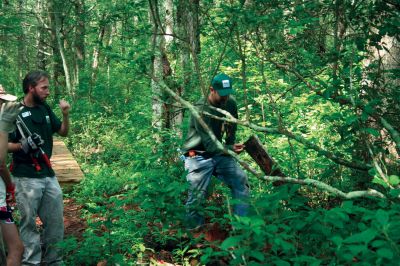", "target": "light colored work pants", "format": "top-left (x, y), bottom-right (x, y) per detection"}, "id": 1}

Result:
top-left (15, 176), bottom-right (64, 266)
top-left (0, 178), bottom-right (6, 208)
top-left (184, 155), bottom-right (250, 228)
